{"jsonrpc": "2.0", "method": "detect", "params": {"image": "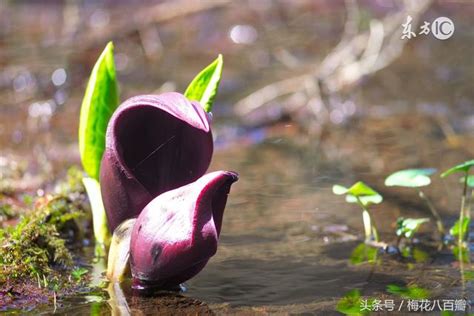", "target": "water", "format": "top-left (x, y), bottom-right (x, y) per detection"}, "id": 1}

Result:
top-left (1, 1), bottom-right (474, 314)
